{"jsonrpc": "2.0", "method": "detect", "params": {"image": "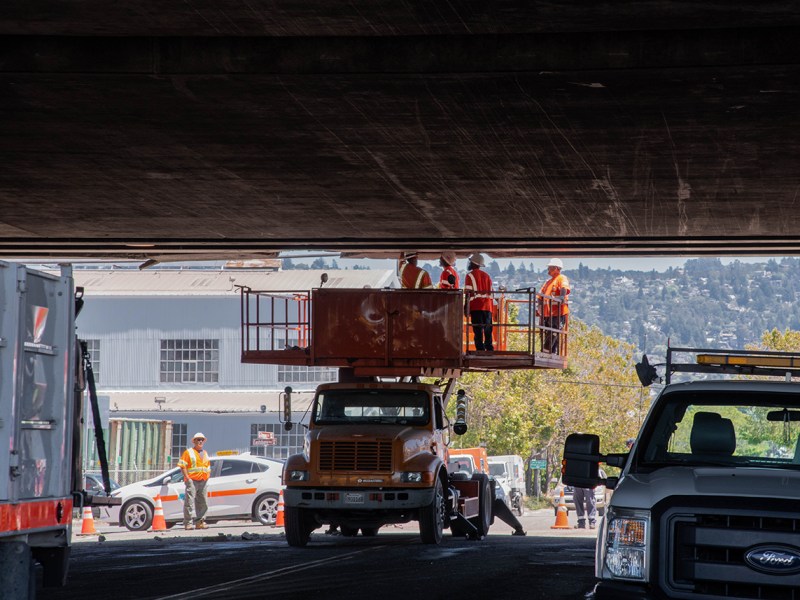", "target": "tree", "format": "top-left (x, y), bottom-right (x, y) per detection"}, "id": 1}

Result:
top-left (449, 319), bottom-right (642, 492)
